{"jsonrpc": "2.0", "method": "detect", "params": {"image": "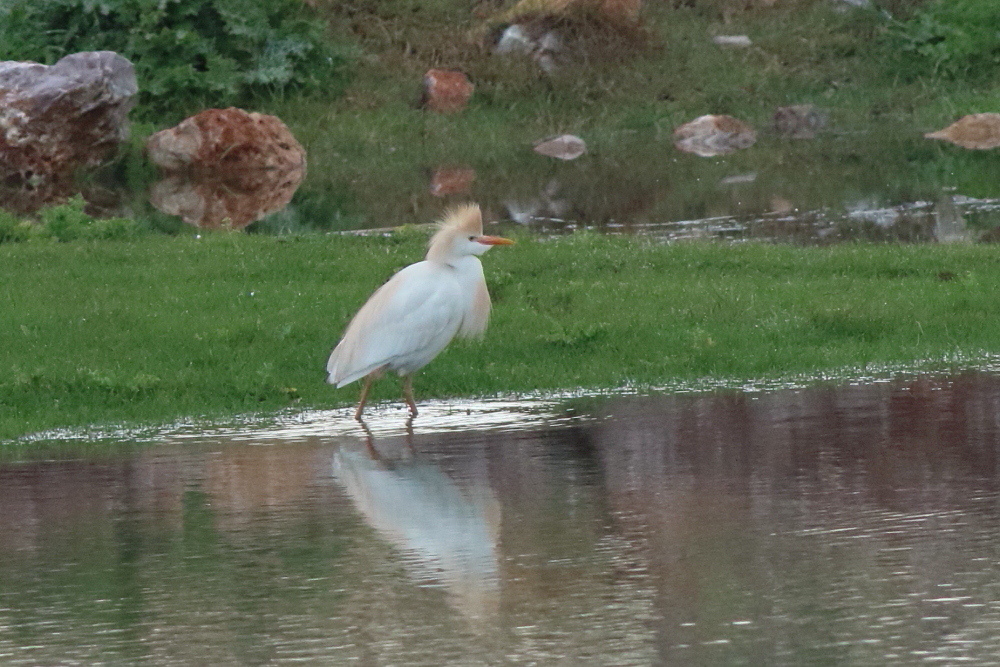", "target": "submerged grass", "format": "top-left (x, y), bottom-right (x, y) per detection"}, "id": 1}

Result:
top-left (5, 232), bottom-right (1000, 441)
